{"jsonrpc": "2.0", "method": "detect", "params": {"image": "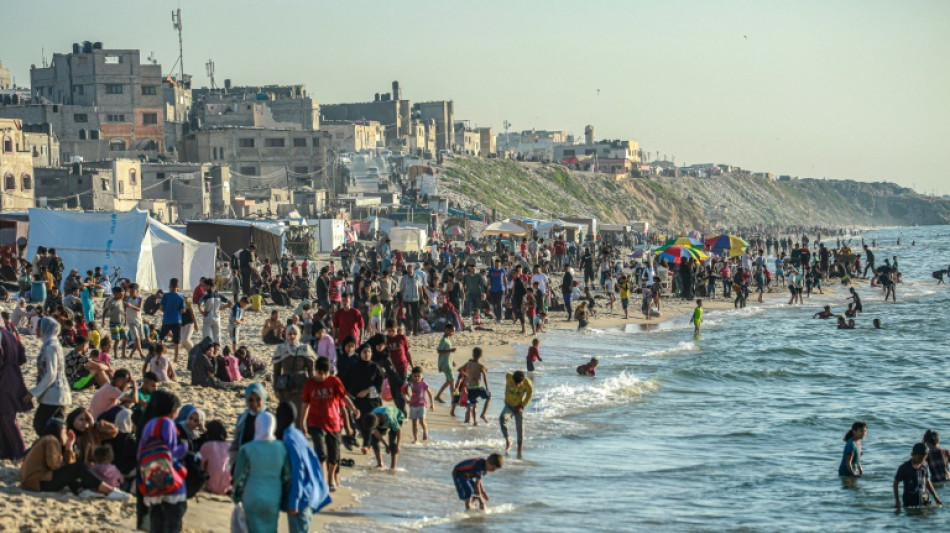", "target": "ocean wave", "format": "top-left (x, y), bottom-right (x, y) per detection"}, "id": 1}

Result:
top-left (384, 503), bottom-right (519, 530)
top-left (639, 341), bottom-right (700, 357)
top-left (532, 371), bottom-right (660, 419)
